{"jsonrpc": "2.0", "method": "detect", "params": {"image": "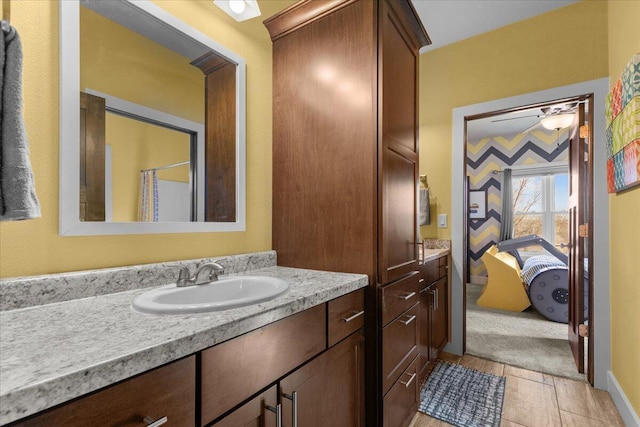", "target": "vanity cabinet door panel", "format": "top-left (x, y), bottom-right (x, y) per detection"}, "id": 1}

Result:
top-left (212, 385), bottom-right (278, 427)
top-left (201, 305), bottom-right (326, 425)
top-left (280, 330), bottom-right (365, 427)
top-left (418, 284), bottom-right (432, 382)
top-left (430, 277), bottom-right (448, 360)
top-left (13, 356), bottom-right (195, 427)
